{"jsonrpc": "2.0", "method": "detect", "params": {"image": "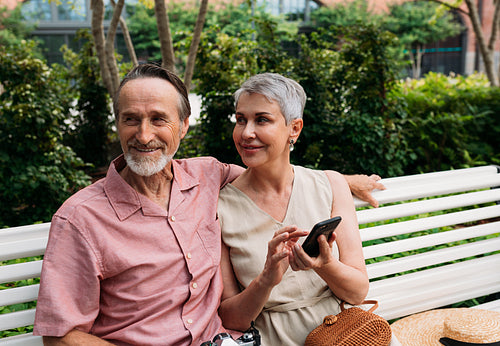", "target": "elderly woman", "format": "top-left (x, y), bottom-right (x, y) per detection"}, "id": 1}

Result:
top-left (217, 73), bottom-right (399, 345)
